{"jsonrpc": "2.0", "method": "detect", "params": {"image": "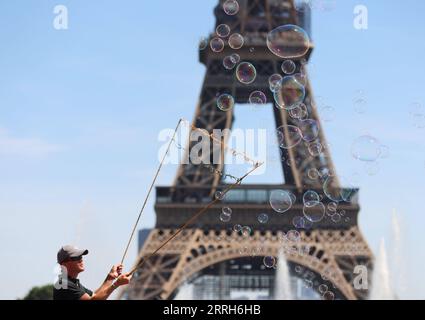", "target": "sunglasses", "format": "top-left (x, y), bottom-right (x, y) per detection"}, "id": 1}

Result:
top-left (68, 256), bottom-right (83, 262)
